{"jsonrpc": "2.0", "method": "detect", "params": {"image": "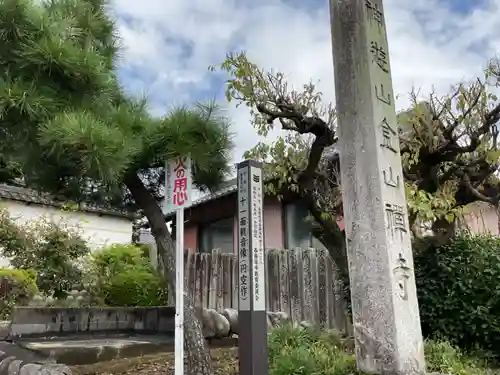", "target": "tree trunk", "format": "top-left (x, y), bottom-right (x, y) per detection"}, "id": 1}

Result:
top-left (124, 172), bottom-right (213, 375)
top-left (431, 217), bottom-right (456, 247)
